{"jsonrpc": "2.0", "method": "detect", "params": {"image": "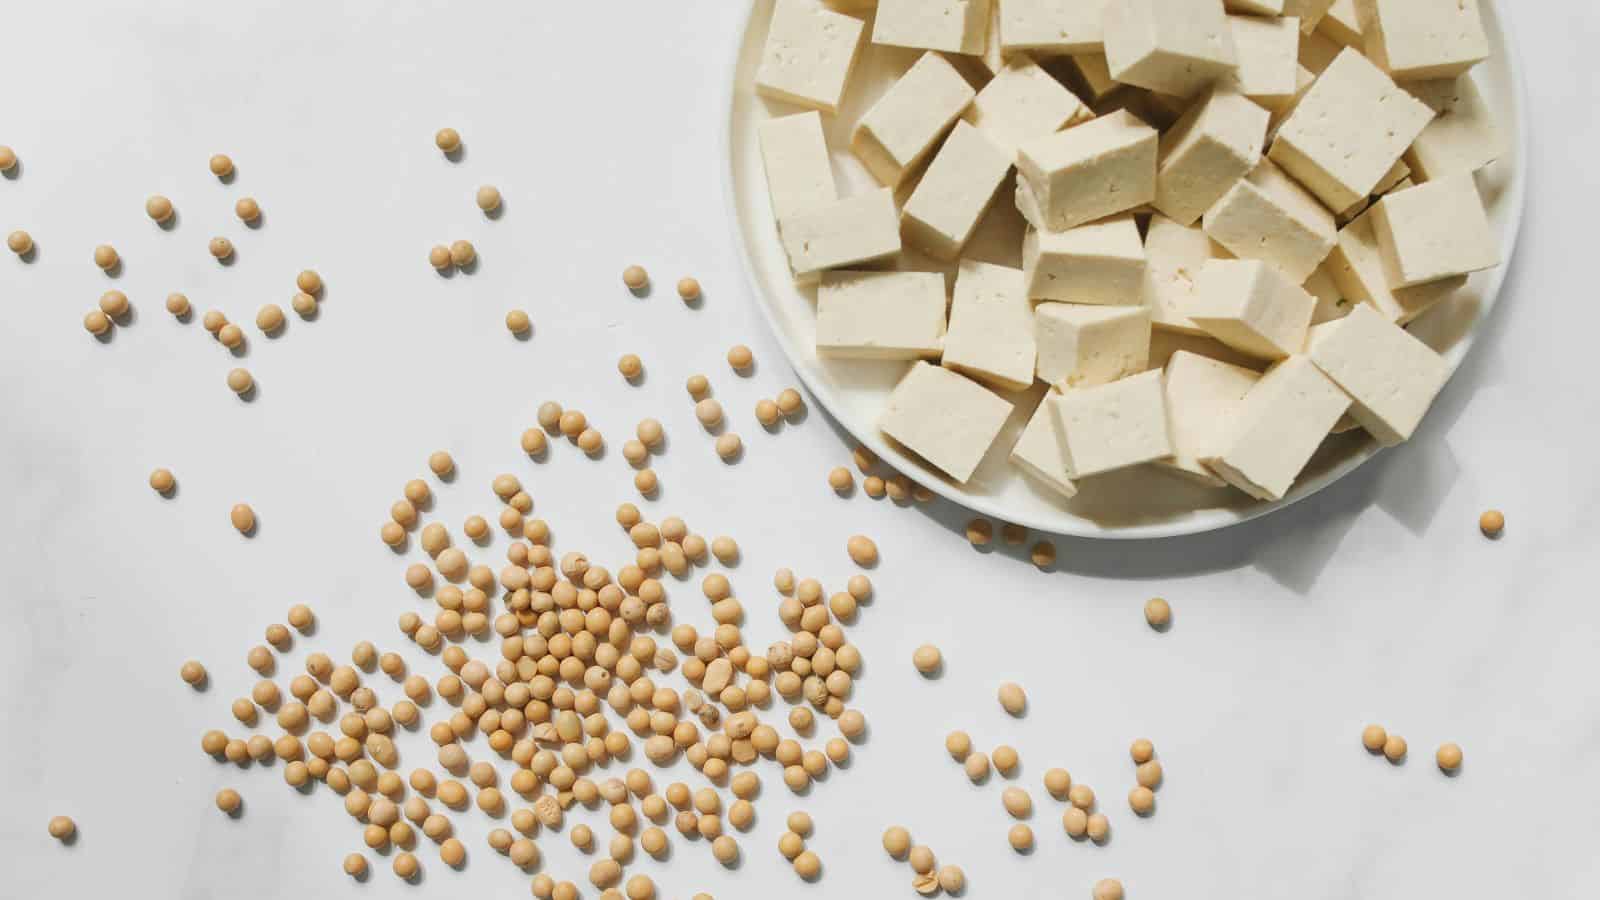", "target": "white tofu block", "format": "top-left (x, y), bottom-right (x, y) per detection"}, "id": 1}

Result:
top-left (1202, 355), bottom-right (1351, 500)
top-left (1049, 370), bottom-right (1173, 478)
top-left (1369, 173), bottom-right (1499, 289)
top-left (880, 361), bottom-right (1015, 483)
top-left (1065, 53), bottom-right (1120, 103)
top-left (1306, 303), bottom-right (1448, 445)
top-left (1225, 15), bottom-right (1300, 106)
top-left (1023, 213), bottom-right (1145, 305)
top-left (965, 56), bottom-right (1092, 159)
top-left (1202, 158), bottom-right (1336, 283)
top-left (1297, 30), bottom-right (1343, 74)
top-left (1154, 85), bottom-right (1268, 226)
top-left (780, 188), bottom-right (902, 277)
top-left (999, 0), bottom-right (1109, 56)
top-left (1015, 110), bottom-right (1158, 232)
top-left (1103, 0), bottom-right (1238, 98)
top-left (1403, 75), bottom-right (1503, 182)
top-left (1317, 0), bottom-right (1361, 47)
top-left (941, 260), bottom-right (1036, 390)
top-left (1303, 263), bottom-right (1352, 324)
top-left (1225, 0), bottom-right (1283, 15)
top-left (1283, 0), bottom-right (1335, 34)
top-left (1035, 302), bottom-right (1152, 389)
top-left (1190, 259), bottom-right (1316, 360)
top-left (1268, 47), bottom-right (1435, 212)
top-left (755, 0), bottom-right (867, 114)
top-left (1160, 350), bottom-right (1262, 485)
top-left (757, 112), bottom-right (839, 223)
top-left (1265, 64), bottom-right (1316, 140)
top-left (852, 52), bottom-right (977, 188)
top-left (1142, 214), bottom-right (1222, 335)
top-left (816, 270), bottom-right (946, 359)
top-left (874, 0), bottom-right (992, 55)
top-left (1325, 206), bottom-right (1463, 324)
top-left (1010, 395), bottom-right (1080, 498)
top-left (871, 0), bottom-right (988, 54)
top-left (1355, 0), bottom-right (1488, 81)
top-left (978, 0), bottom-right (1007, 74)
top-left (902, 121), bottom-right (1013, 261)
